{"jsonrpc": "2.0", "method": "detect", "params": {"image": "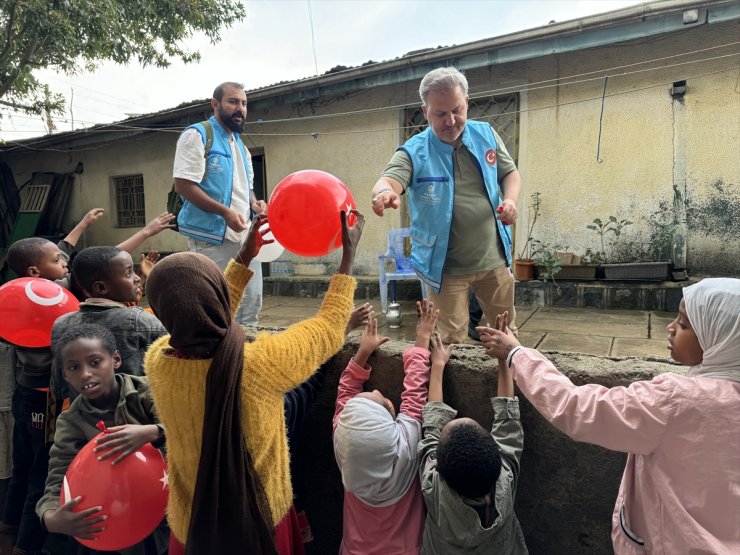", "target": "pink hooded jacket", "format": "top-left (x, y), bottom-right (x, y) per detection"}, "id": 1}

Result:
top-left (507, 278), bottom-right (740, 554)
